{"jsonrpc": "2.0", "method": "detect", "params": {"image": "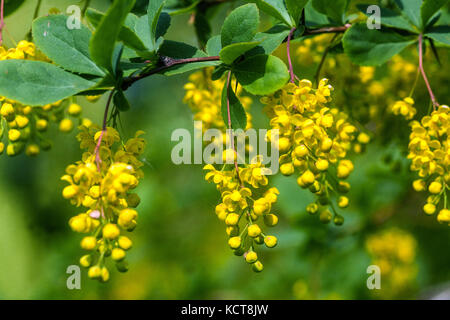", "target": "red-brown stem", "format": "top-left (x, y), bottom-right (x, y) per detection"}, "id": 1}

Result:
top-left (0, 0), bottom-right (4, 46)
top-left (94, 90), bottom-right (114, 172)
top-left (225, 71), bottom-right (242, 186)
top-left (121, 25), bottom-right (351, 89)
top-left (304, 24), bottom-right (351, 36)
top-left (287, 27), bottom-right (296, 83)
top-left (418, 33), bottom-right (439, 109)
top-left (122, 56), bottom-right (220, 90)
